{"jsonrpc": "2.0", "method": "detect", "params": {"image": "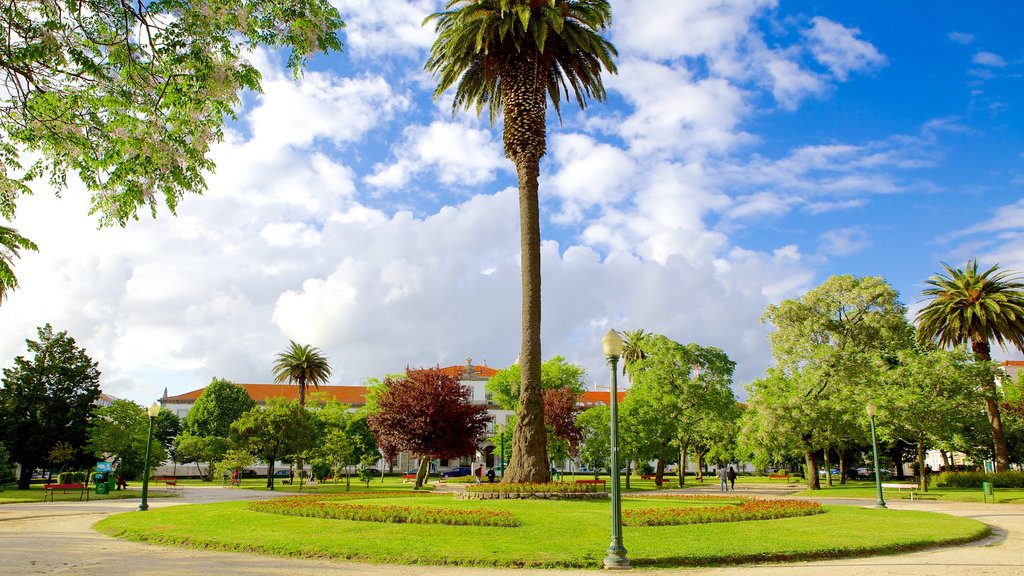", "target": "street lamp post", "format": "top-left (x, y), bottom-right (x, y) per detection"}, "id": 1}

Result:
top-left (602, 329), bottom-right (630, 570)
top-left (866, 403), bottom-right (887, 510)
top-left (138, 402), bottom-right (160, 512)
